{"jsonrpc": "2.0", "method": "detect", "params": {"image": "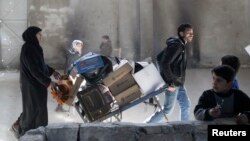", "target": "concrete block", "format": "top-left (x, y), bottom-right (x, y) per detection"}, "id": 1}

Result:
top-left (45, 123), bottom-right (79, 141)
top-left (19, 127), bottom-right (46, 141)
top-left (79, 123), bottom-right (137, 141)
